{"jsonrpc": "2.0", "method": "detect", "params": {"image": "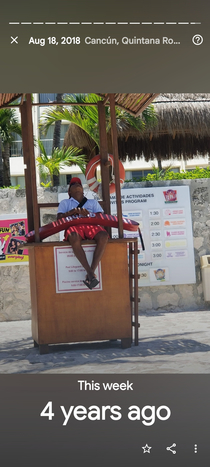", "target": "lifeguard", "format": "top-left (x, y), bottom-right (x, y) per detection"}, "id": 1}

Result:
top-left (57, 177), bottom-right (109, 290)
